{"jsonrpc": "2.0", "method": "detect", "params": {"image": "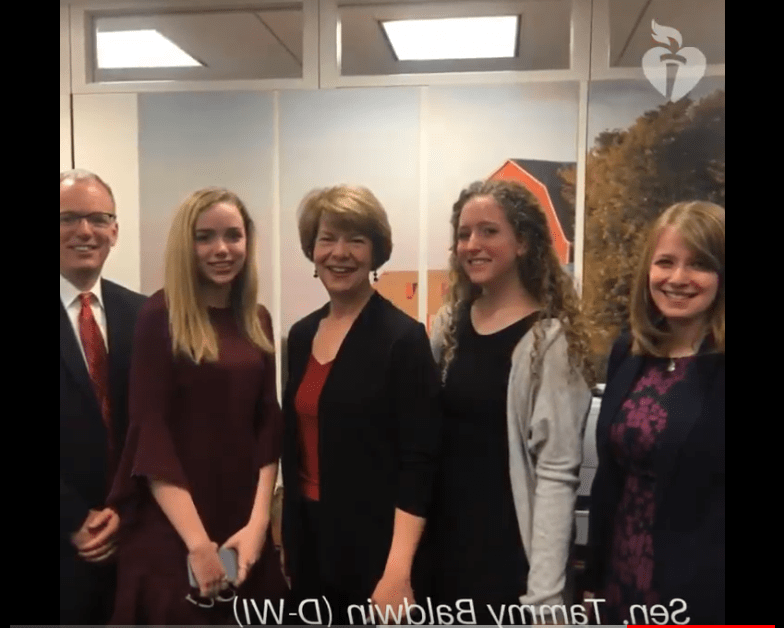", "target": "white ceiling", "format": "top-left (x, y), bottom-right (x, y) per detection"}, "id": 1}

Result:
top-left (78, 0), bottom-right (724, 82)
top-left (609, 0), bottom-right (725, 67)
